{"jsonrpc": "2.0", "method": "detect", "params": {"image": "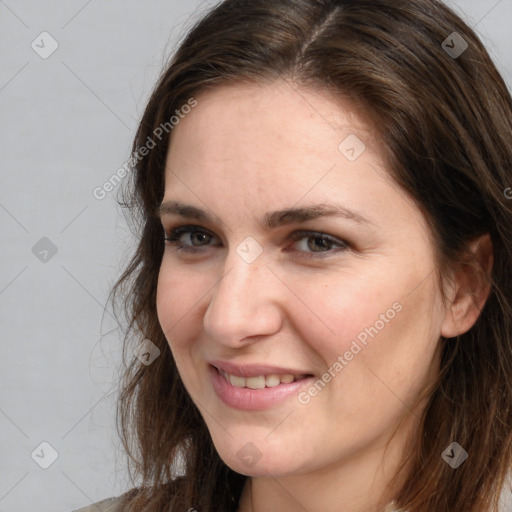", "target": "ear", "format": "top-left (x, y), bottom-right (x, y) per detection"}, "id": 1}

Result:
top-left (441, 233), bottom-right (494, 338)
